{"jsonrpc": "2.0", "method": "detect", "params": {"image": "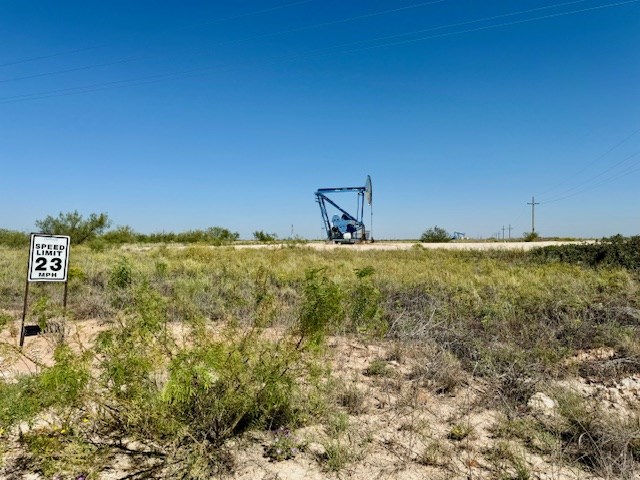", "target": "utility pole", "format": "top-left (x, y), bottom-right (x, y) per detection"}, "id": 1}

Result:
top-left (527, 196), bottom-right (540, 233)
top-left (508, 224), bottom-right (513, 240)
top-left (501, 225), bottom-right (506, 240)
